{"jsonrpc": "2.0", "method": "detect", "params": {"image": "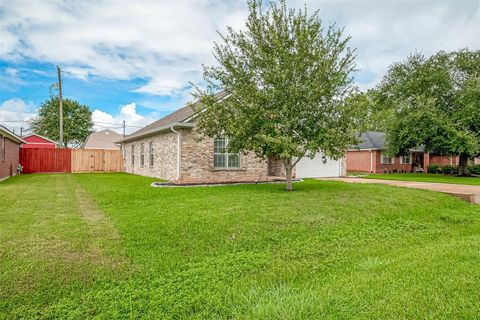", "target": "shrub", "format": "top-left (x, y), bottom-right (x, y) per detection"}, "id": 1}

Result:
top-left (428, 164), bottom-right (440, 174)
top-left (442, 165), bottom-right (457, 175)
top-left (468, 164), bottom-right (480, 175)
